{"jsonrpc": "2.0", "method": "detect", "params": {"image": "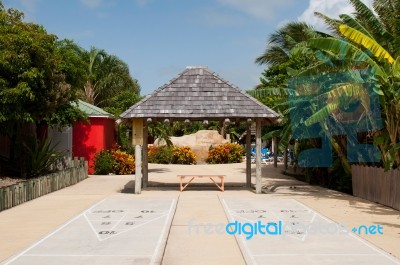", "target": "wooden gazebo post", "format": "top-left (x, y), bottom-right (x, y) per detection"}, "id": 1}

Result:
top-left (246, 119), bottom-right (252, 189)
top-left (255, 119), bottom-right (262, 194)
top-left (142, 118), bottom-right (149, 188)
top-left (132, 118), bottom-right (143, 192)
